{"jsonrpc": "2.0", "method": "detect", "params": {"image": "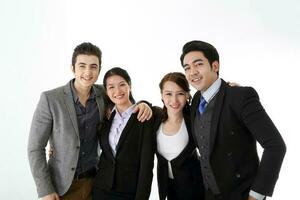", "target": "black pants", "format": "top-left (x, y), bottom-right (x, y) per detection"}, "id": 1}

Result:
top-left (205, 189), bottom-right (223, 200)
top-left (167, 178), bottom-right (204, 200)
top-left (92, 188), bottom-right (134, 200)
